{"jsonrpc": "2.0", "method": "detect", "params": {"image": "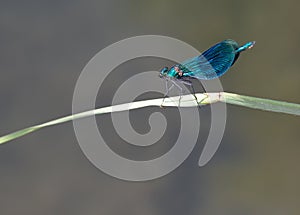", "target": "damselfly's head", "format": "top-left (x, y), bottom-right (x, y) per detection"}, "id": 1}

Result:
top-left (159, 67), bottom-right (169, 78)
